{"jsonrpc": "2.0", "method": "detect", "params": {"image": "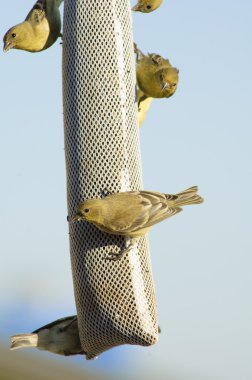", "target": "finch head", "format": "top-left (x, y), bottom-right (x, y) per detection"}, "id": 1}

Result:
top-left (3, 25), bottom-right (28, 52)
top-left (158, 67), bottom-right (179, 98)
top-left (70, 200), bottom-right (101, 224)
